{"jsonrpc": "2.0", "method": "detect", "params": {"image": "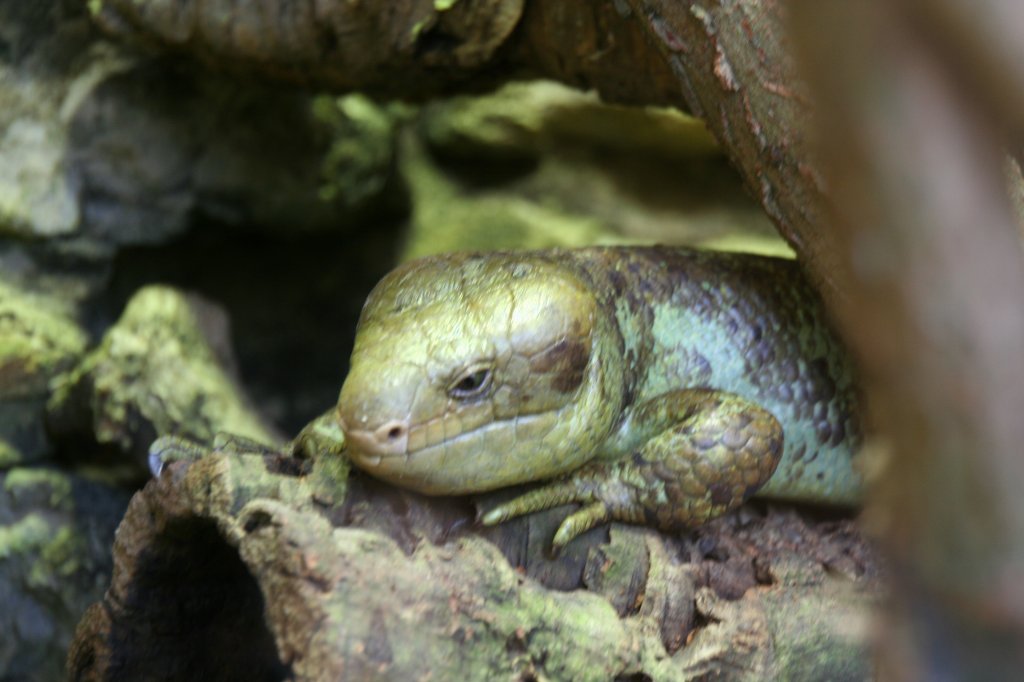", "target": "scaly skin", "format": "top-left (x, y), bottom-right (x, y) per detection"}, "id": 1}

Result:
top-left (336, 247), bottom-right (862, 551)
